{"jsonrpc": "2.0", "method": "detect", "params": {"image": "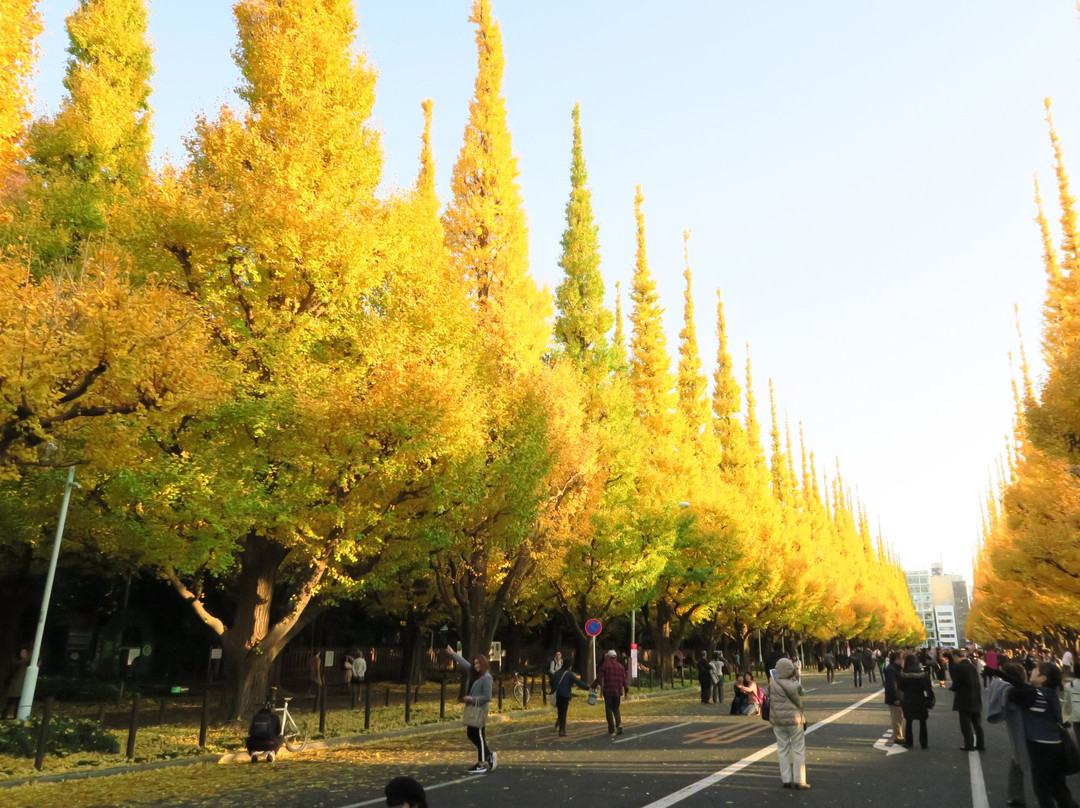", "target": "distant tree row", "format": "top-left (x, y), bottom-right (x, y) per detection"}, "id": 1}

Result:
top-left (0, 0), bottom-right (922, 718)
top-left (969, 100), bottom-right (1080, 650)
